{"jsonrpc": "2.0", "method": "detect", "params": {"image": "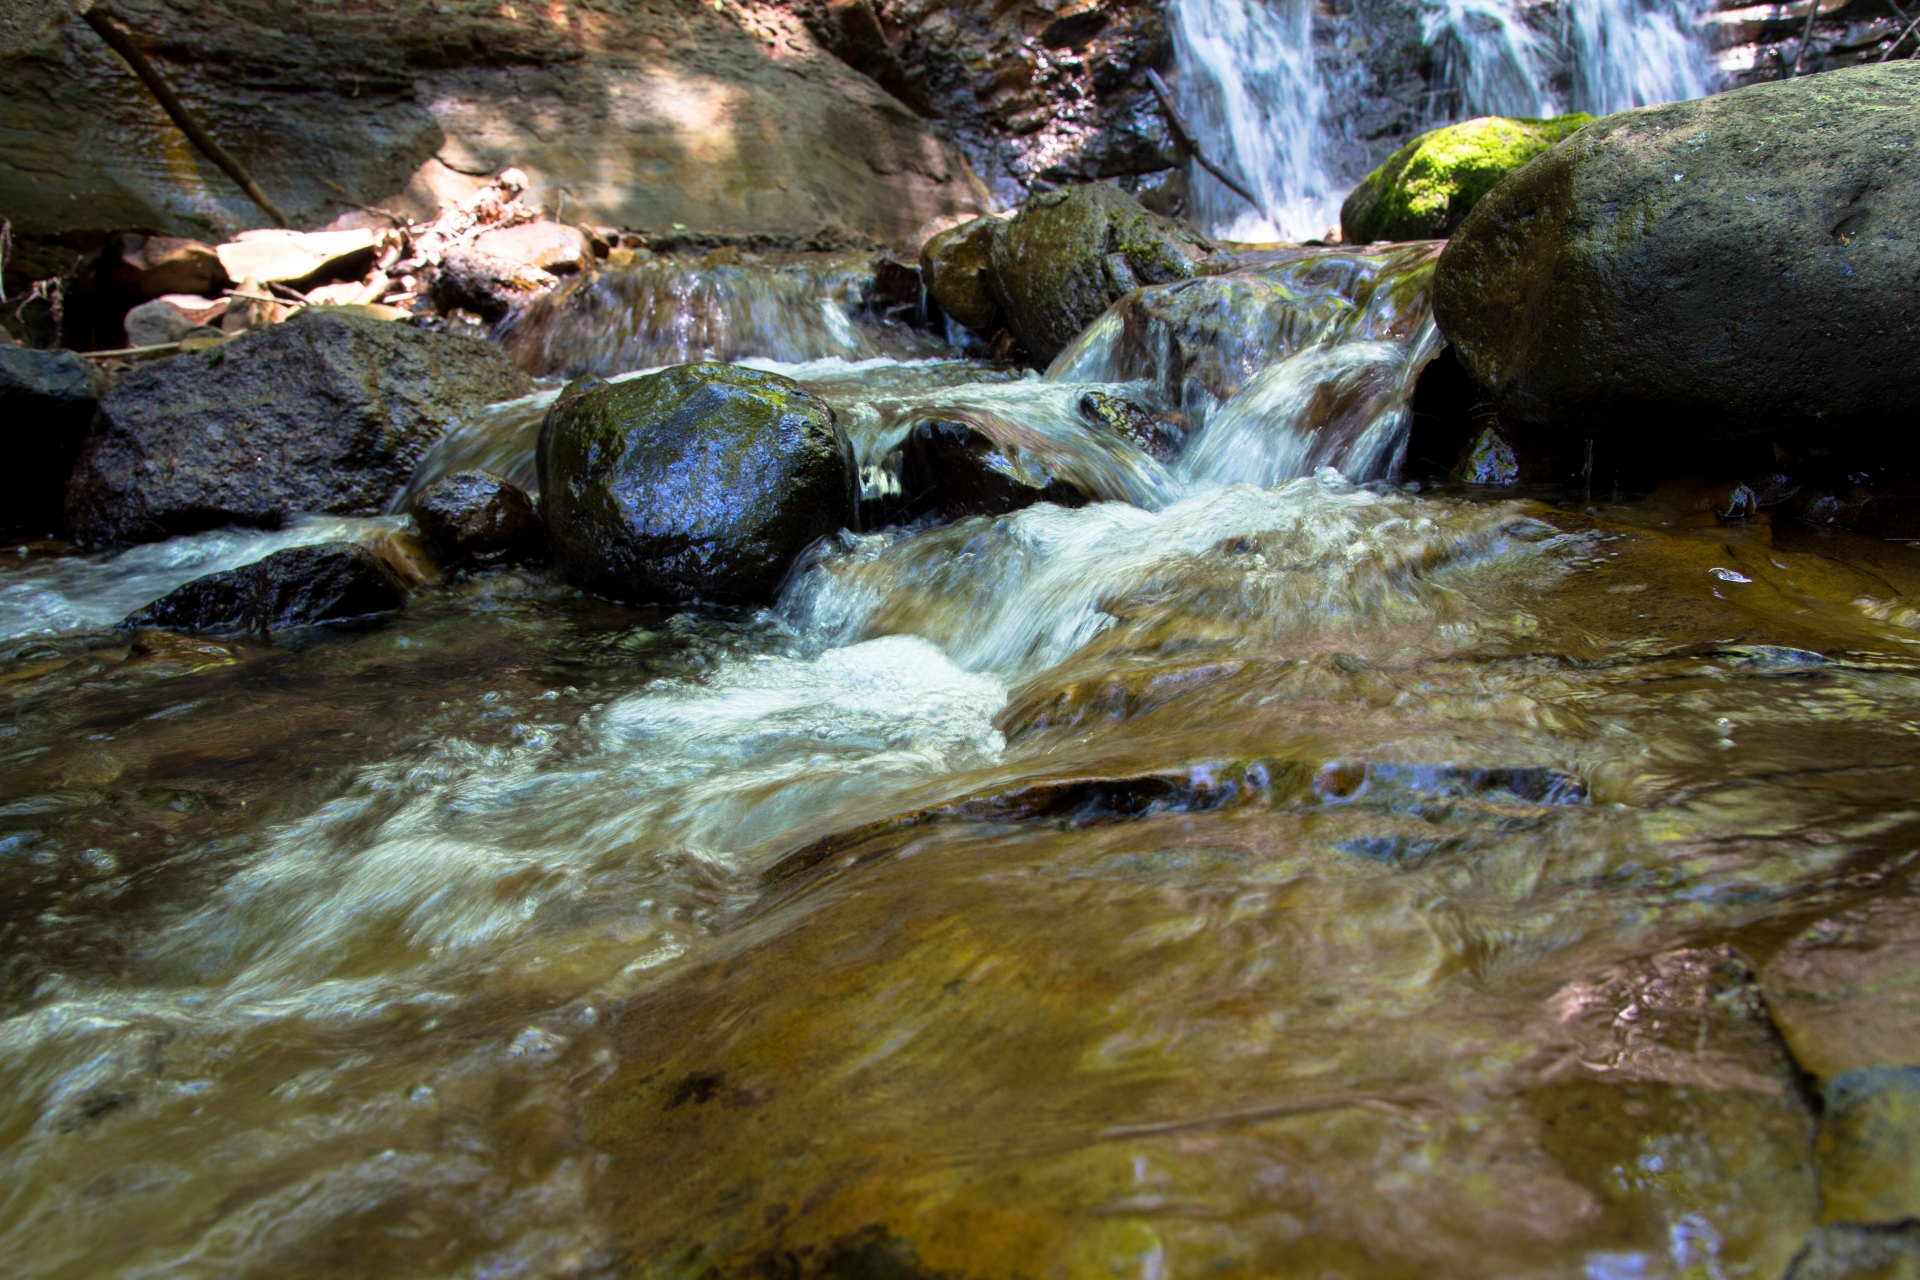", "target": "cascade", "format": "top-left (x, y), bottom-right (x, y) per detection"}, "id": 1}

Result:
top-left (1168, 0), bottom-right (1721, 241)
